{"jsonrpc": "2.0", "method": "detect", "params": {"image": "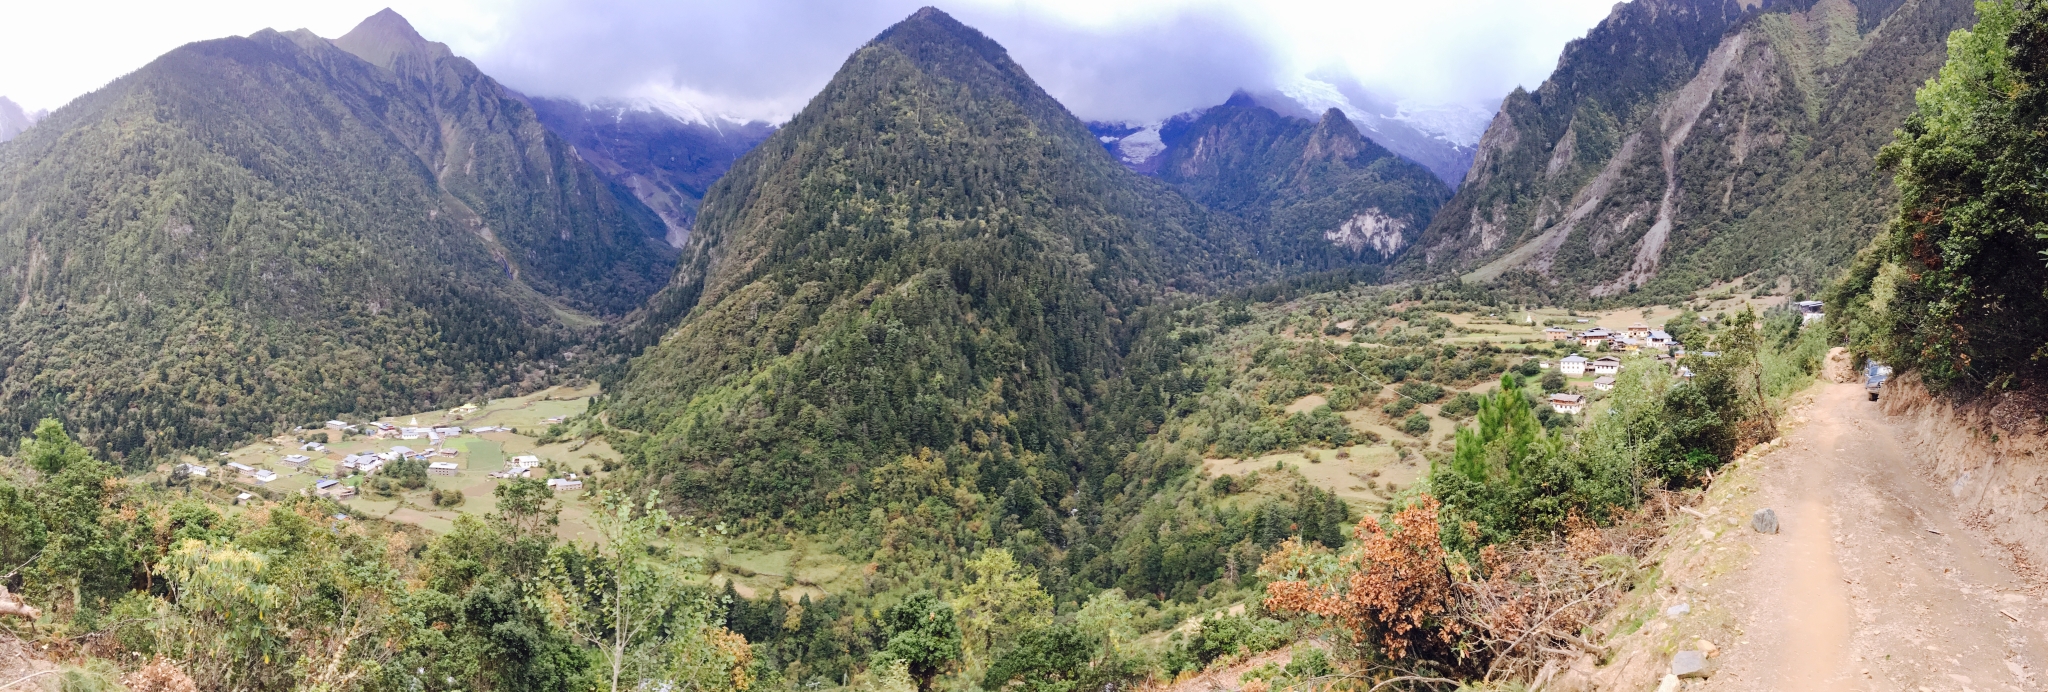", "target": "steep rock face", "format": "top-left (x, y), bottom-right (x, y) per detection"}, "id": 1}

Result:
top-left (603, 7), bottom-right (1261, 517)
top-left (0, 11), bottom-right (673, 460)
top-left (528, 98), bottom-right (775, 248)
top-left (1149, 95), bottom-right (1450, 265)
top-left (1404, 0), bottom-right (1976, 303)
